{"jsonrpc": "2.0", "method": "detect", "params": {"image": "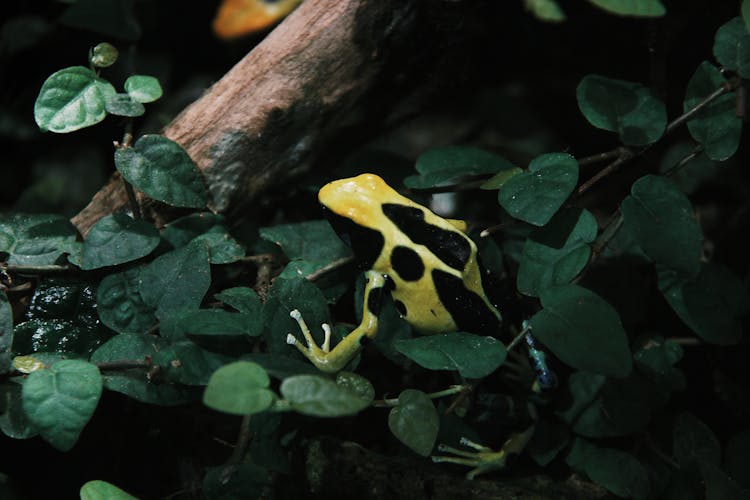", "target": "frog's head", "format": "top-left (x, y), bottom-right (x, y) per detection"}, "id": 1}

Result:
top-left (318, 173), bottom-right (395, 228)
